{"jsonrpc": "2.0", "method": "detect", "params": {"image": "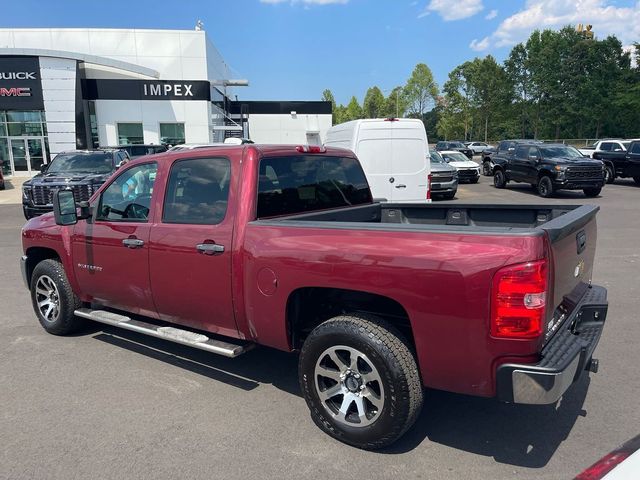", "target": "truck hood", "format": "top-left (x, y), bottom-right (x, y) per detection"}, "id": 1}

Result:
top-left (430, 163), bottom-right (456, 174)
top-left (23, 171), bottom-right (112, 187)
top-left (551, 157), bottom-right (604, 166)
top-left (449, 160), bottom-right (479, 169)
